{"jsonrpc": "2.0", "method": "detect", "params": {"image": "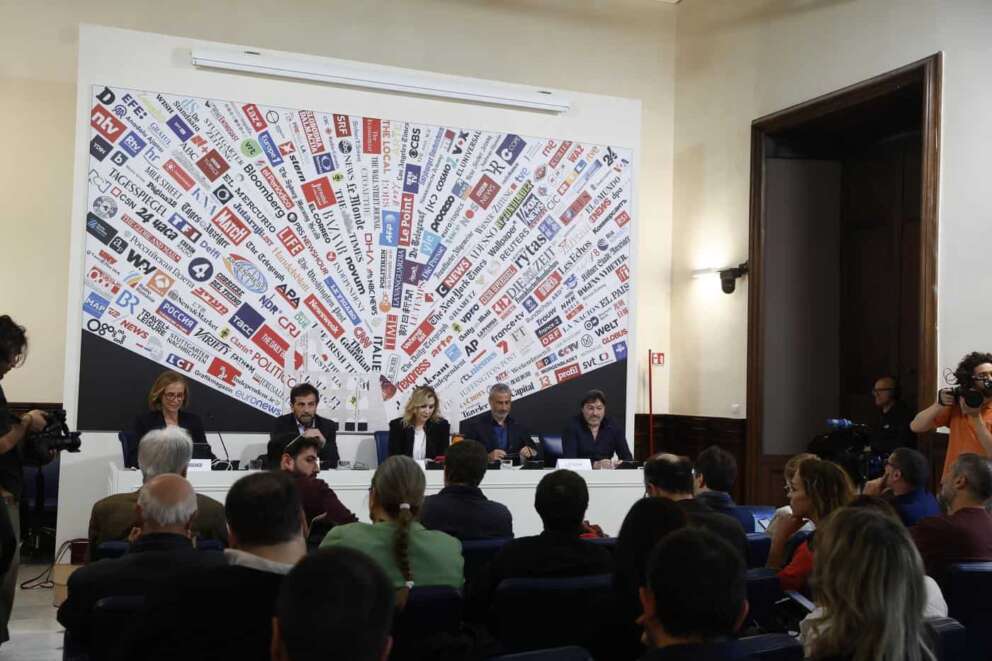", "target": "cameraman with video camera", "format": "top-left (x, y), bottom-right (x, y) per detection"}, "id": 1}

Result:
top-left (0, 315), bottom-right (49, 644)
top-left (911, 351), bottom-right (992, 480)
